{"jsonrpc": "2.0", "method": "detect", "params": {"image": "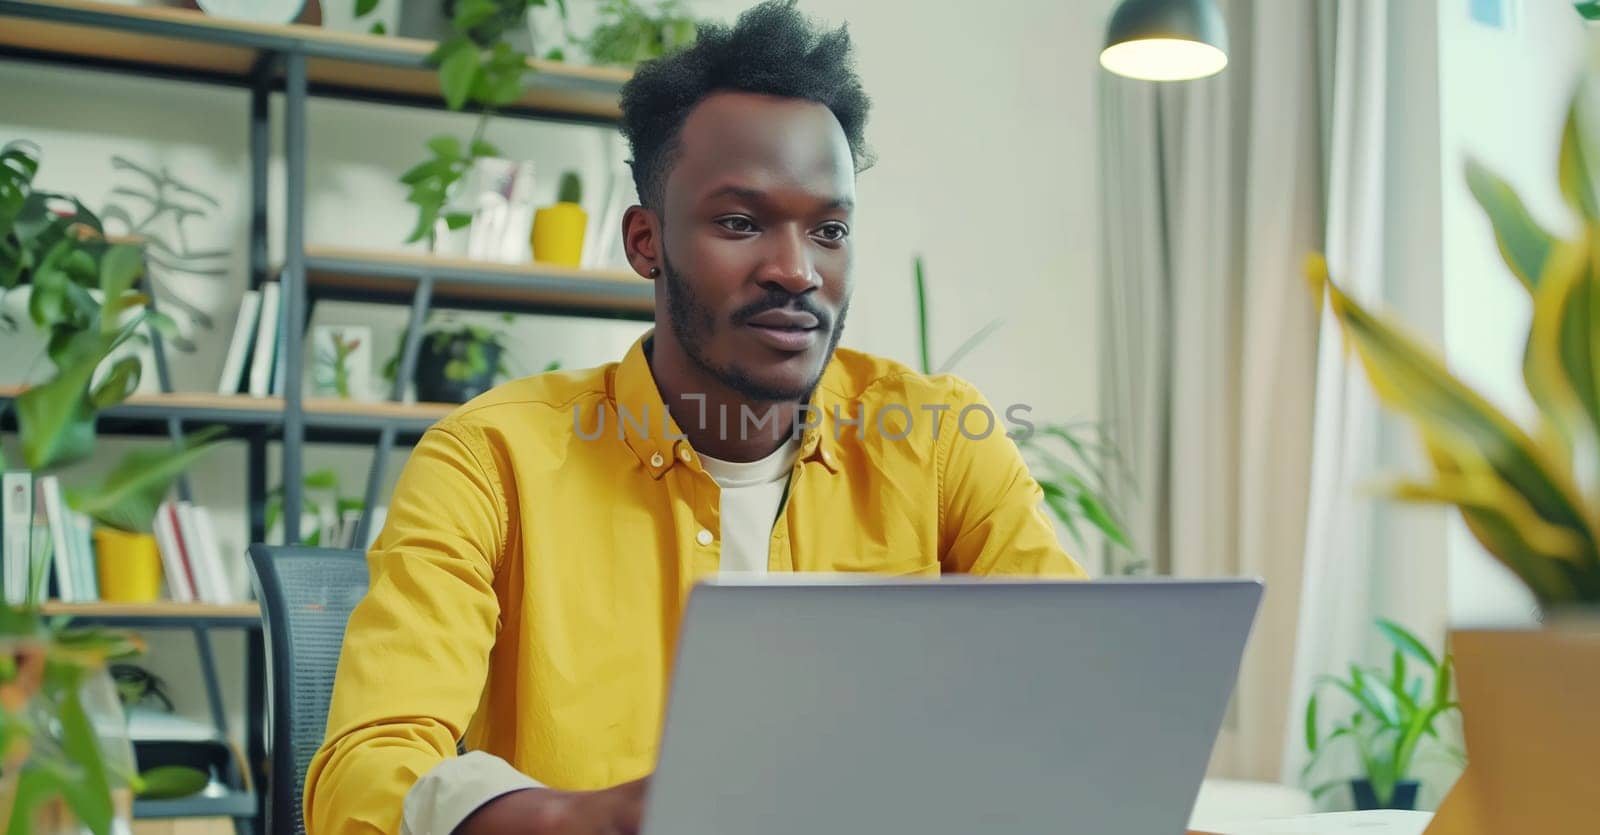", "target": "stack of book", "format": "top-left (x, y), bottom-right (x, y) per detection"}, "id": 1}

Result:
top-left (152, 499), bottom-right (239, 605)
top-left (215, 283), bottom-right (284, 397)
top-left (1, 470), bottom-right (243, 605)
top-left (2, 472), bottom-right (89, 604)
